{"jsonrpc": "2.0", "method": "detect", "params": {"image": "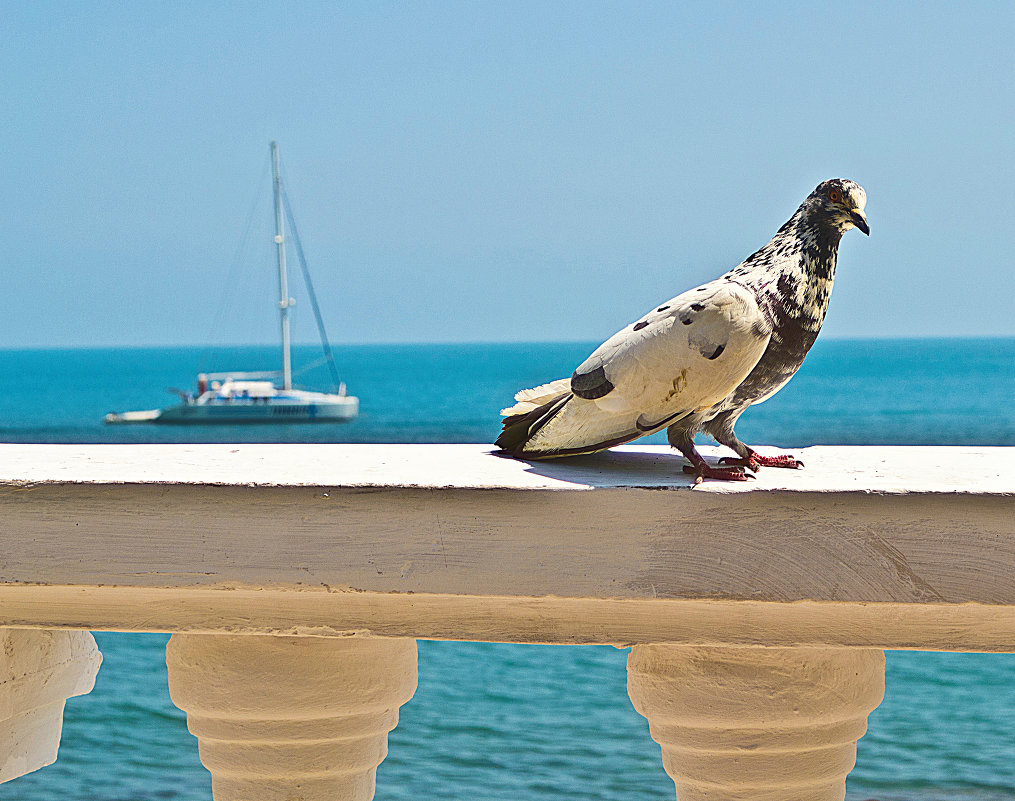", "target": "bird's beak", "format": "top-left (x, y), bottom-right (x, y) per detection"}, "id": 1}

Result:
top-left (850, 208), bottom-right (870, 236)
